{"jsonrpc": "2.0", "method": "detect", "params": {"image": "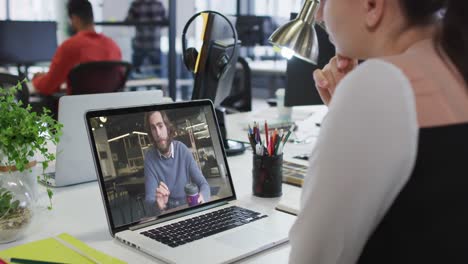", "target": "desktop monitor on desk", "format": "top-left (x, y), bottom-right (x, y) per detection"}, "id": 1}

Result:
top-left (0, 21), bottom-right (57, 66)
top-left (185, 12), bottom-right (243, 155)
top-left (284, 13), bottom-right (335, 107)
top-left (190, 12), bottom-right (238, 107)
top-left (235, 15), bottom-right (275, 47)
